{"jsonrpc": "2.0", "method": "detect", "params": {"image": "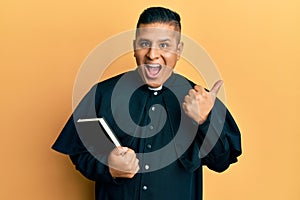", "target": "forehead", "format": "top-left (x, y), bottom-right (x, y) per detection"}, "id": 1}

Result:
top-left (136, 23), bottom-right (180, 41)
